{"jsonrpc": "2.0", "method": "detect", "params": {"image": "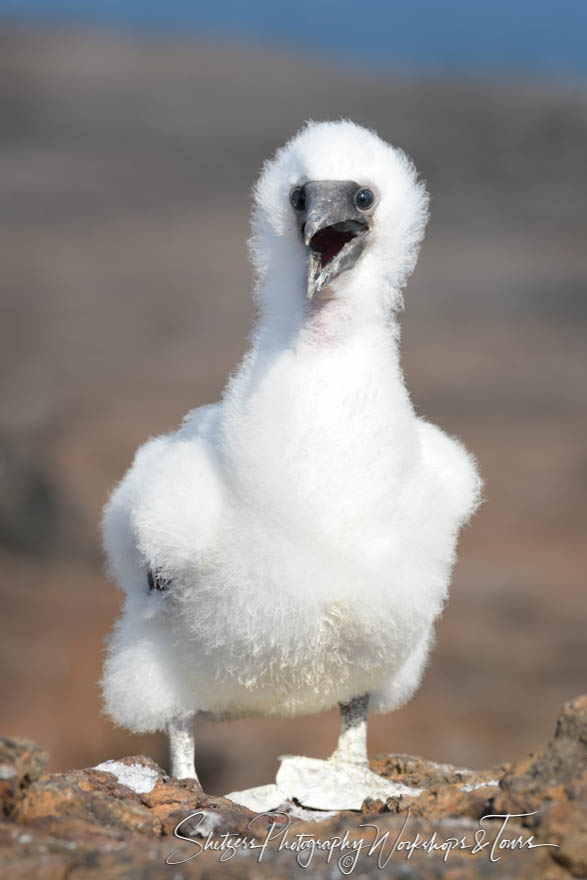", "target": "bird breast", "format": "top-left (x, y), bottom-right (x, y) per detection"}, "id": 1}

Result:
top-left (166, 338), bottom-right (448, 707)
